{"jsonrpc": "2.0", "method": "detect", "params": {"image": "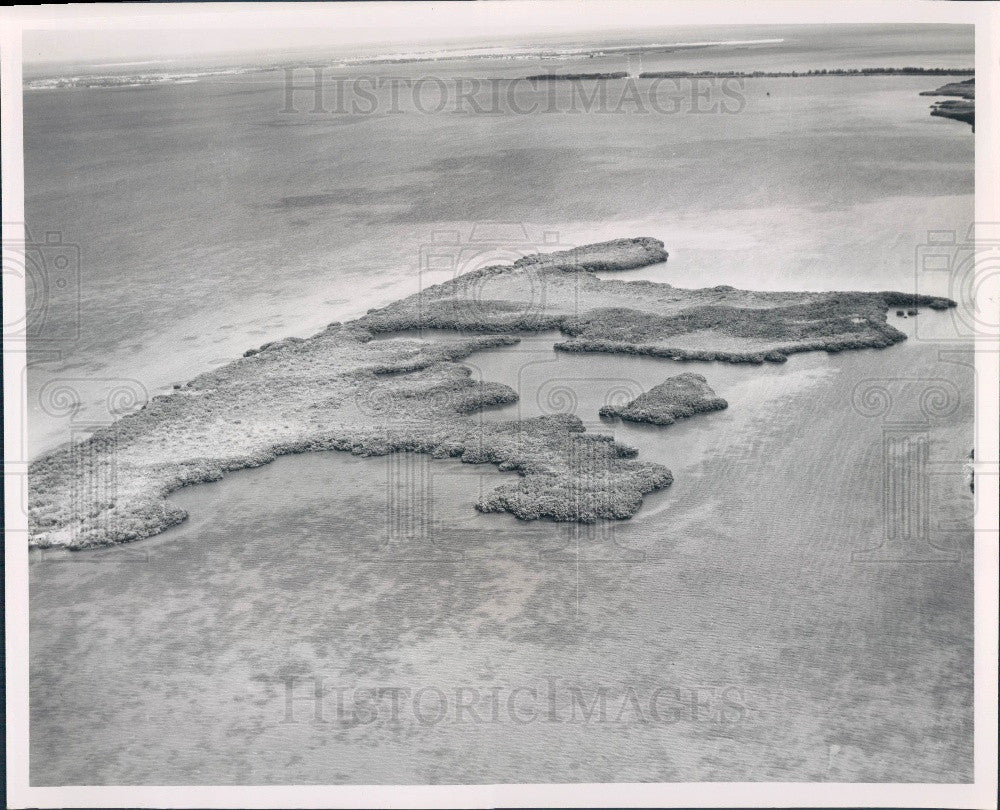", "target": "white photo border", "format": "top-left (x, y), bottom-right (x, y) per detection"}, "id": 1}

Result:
top-left (2, 2), bottom-right (997, 808)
